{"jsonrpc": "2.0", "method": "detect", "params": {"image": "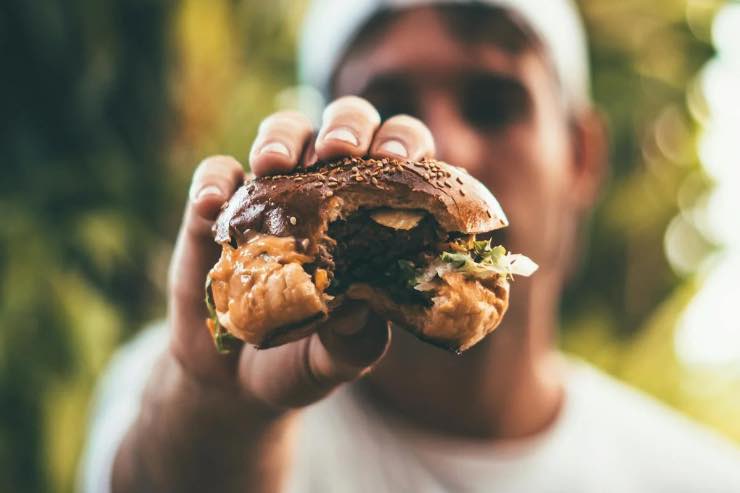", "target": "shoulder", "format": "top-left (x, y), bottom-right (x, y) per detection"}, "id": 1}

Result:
top-left (563, 358), bottom-right (740, 492)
